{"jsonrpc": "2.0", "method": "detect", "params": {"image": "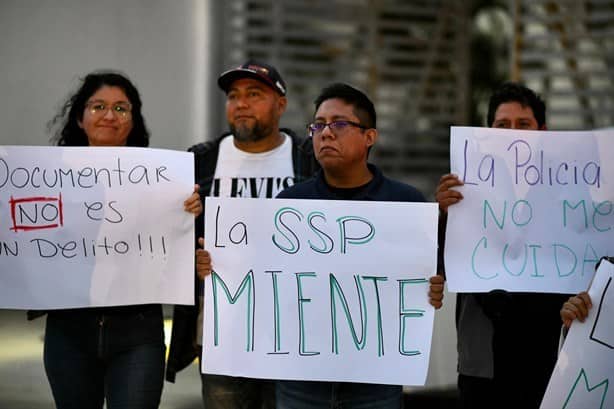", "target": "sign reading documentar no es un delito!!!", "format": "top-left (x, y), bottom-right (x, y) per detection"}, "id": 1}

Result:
top-left (0, 146), bottom-right (195, 309)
